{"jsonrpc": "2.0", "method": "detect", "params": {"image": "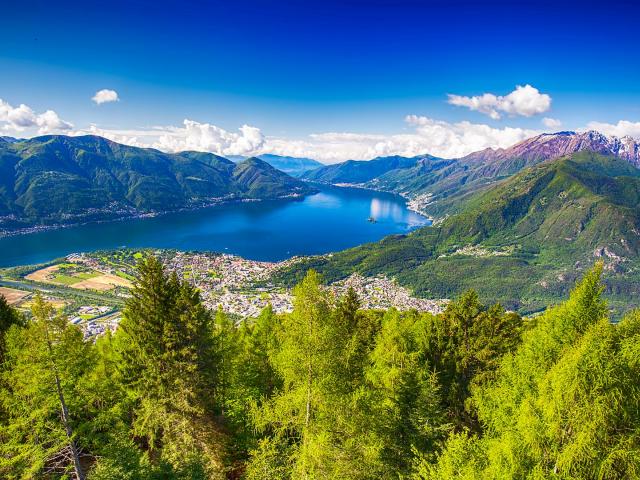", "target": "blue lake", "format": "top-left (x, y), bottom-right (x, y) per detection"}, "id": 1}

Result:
top-left (0, 185), bottom-right (430, 267)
